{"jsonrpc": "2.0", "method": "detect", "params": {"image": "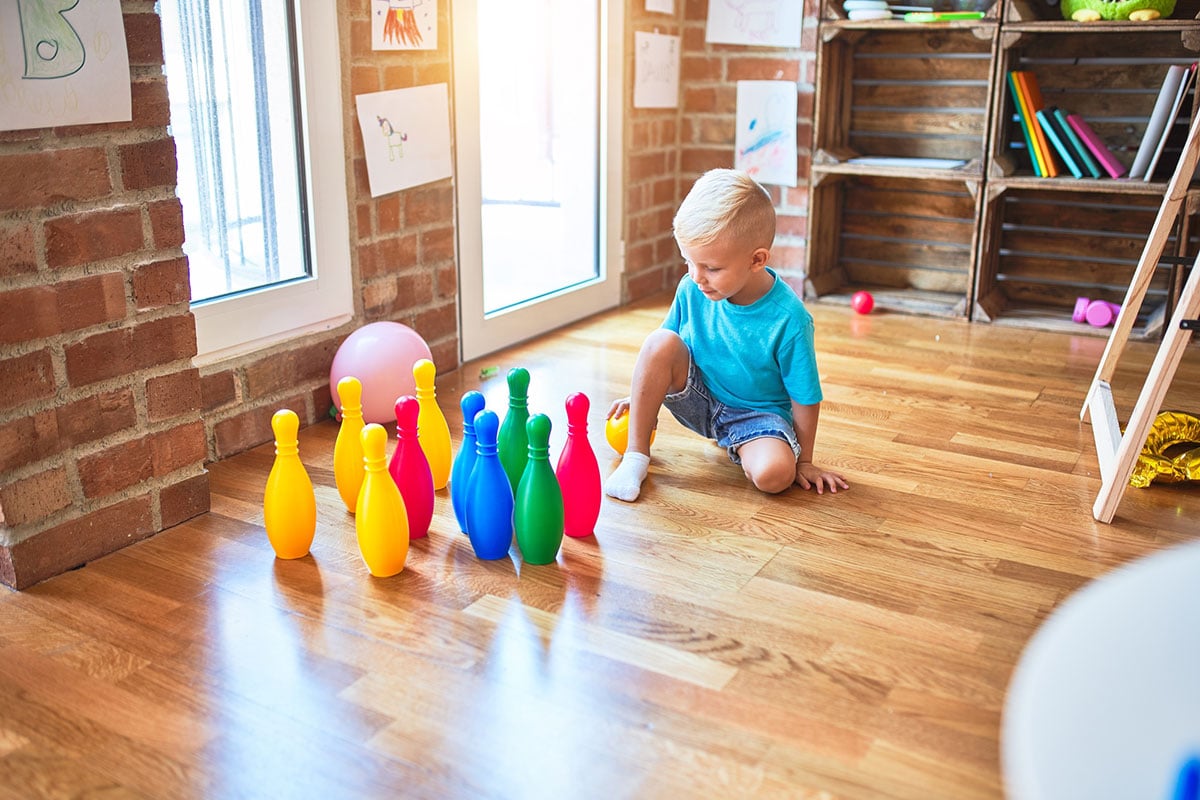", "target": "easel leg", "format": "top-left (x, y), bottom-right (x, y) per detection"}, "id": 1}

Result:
top-left (1081, 112), bottom-right (1200, 423)
top-left (1093, 260), bottom-right (1200, 522)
